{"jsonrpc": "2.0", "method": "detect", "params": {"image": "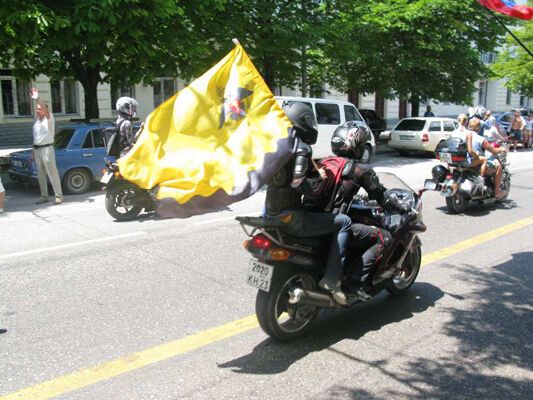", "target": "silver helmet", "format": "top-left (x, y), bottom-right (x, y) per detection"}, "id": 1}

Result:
top-left (116, 96), bottom-right (138, 118)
